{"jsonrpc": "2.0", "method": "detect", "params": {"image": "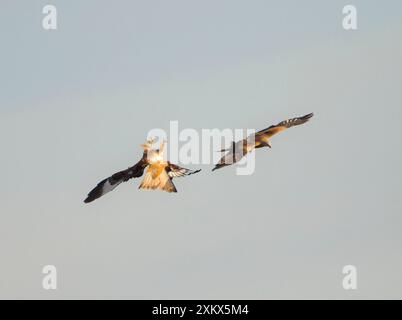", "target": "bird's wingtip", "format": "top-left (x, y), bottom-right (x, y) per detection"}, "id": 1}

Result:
top-left (84, 195), bottom-right (97, 203)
